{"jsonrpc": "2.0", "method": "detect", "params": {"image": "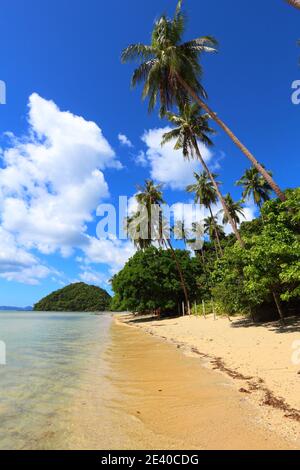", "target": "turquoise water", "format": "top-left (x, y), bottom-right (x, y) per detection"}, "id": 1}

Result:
top-left (0, 311), bottom-right (113, 450)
